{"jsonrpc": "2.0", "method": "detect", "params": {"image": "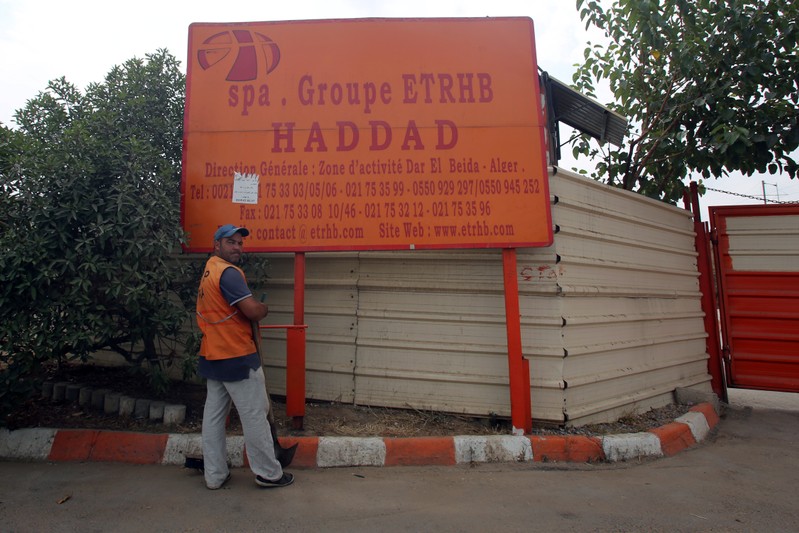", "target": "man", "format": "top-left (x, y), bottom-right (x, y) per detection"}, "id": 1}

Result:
top-left (195, 224), bottom-right (294, 490)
